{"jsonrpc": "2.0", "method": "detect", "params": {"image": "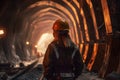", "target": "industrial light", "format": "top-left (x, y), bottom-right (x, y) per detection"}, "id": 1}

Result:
top-left (0, 27), bottom-right (6, 38)
top-left (26, 41), bottom-right (29, 45)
